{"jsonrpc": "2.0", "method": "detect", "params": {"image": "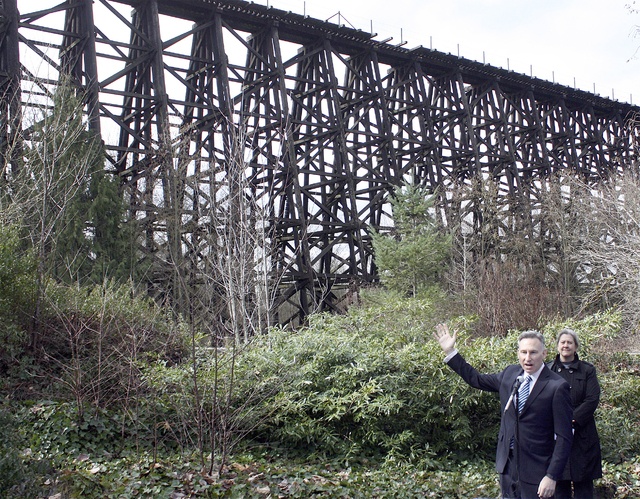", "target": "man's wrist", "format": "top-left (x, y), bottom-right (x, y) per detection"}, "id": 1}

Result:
top-left (443, 349), bottom-right (458, 363)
